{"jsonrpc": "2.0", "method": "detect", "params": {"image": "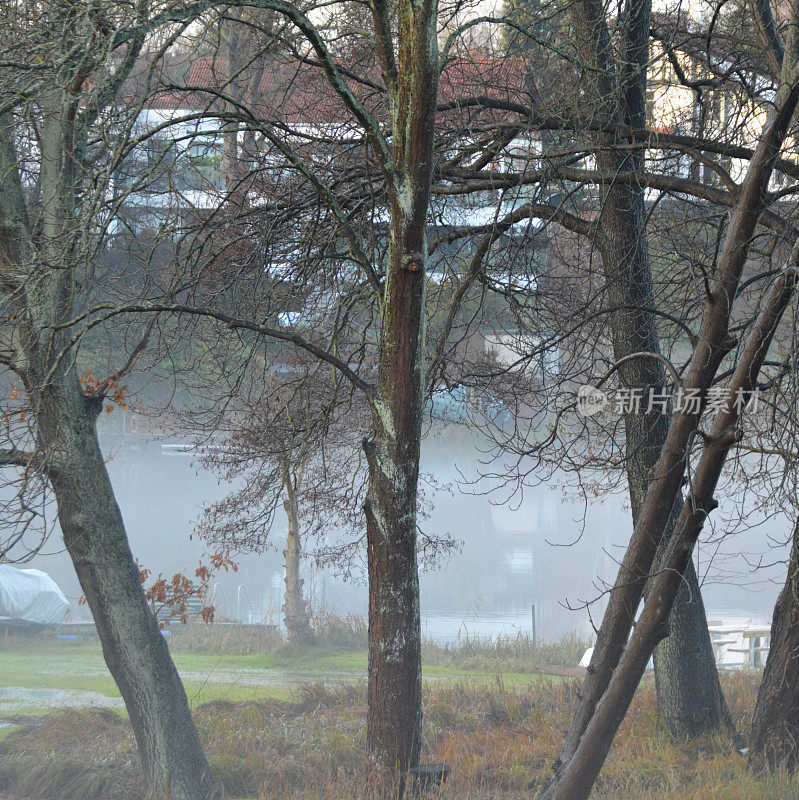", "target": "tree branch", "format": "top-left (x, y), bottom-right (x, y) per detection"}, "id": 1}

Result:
top-left (57, 303), bottom-right (375, 397)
